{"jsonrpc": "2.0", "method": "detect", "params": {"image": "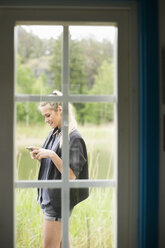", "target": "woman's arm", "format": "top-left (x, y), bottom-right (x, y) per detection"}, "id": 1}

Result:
top-left (32, 148), bottom-right (76, 180)
top-left (49, 151), bottom-right (76, 180)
